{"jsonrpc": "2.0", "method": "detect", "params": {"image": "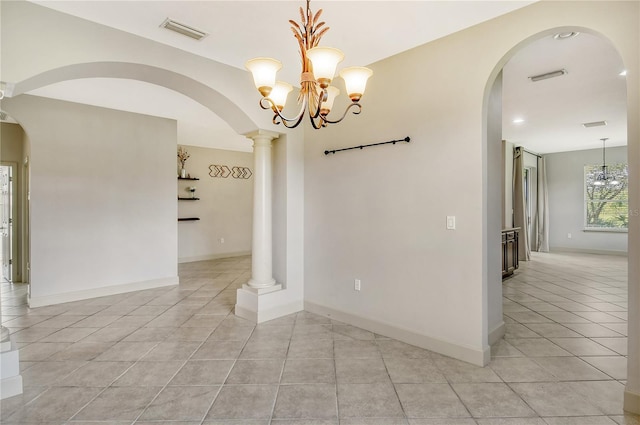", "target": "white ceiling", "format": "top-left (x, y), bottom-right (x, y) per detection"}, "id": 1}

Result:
top-left (502, 31), bottom-right (627, 153)
top-left (22, 1), bottom-right (628, 154)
